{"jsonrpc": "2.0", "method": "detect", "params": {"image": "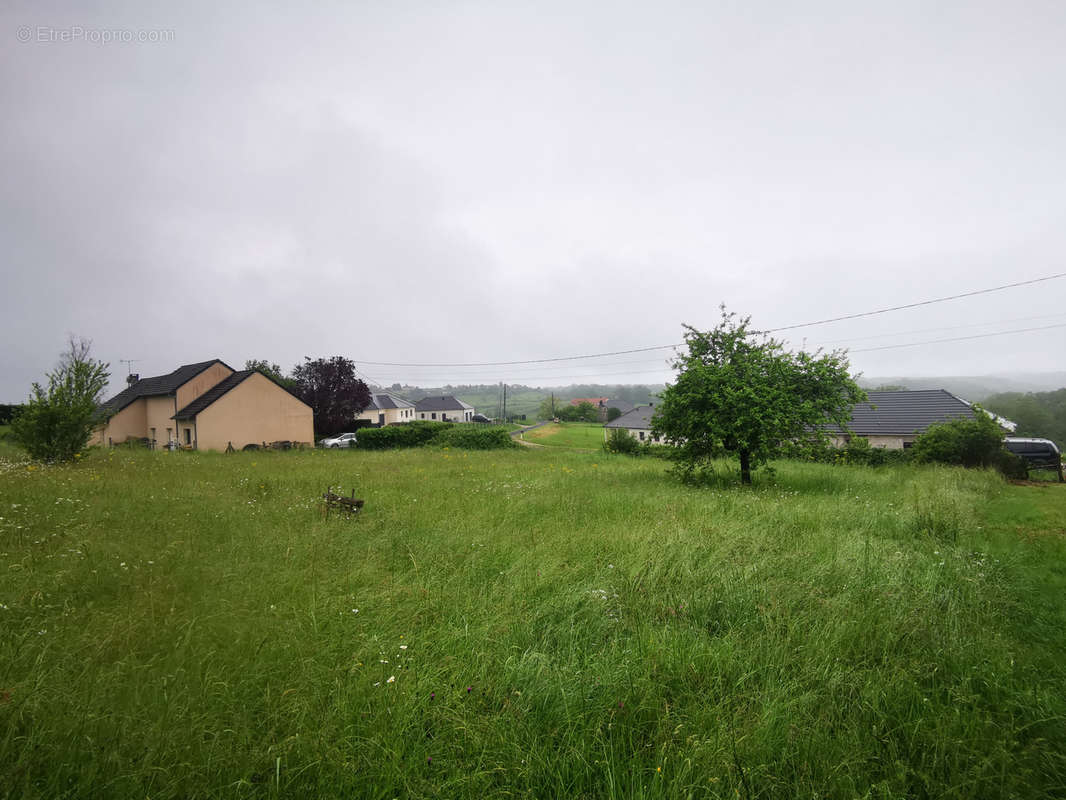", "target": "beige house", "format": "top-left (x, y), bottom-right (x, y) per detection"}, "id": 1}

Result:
top-left (356, 393), bottom-right (416, 426)
top-left (92, 360), bottom-right (313, 451)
